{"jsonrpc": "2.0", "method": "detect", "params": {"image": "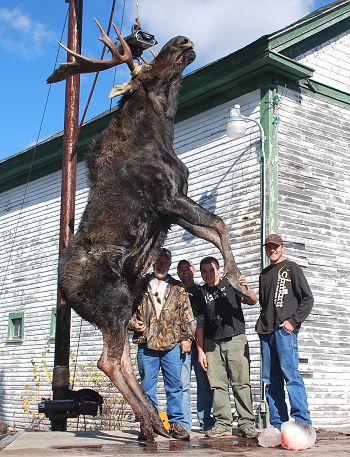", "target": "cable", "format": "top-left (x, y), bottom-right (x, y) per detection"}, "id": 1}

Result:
top-left (109, 0), bottom-right (127, 112)
top-left (0, 7), bottom-right (69, 300)
top-left (79, 0), bottom-right (118, 131)
top-left (71, 317), bottom-right (83, 390)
